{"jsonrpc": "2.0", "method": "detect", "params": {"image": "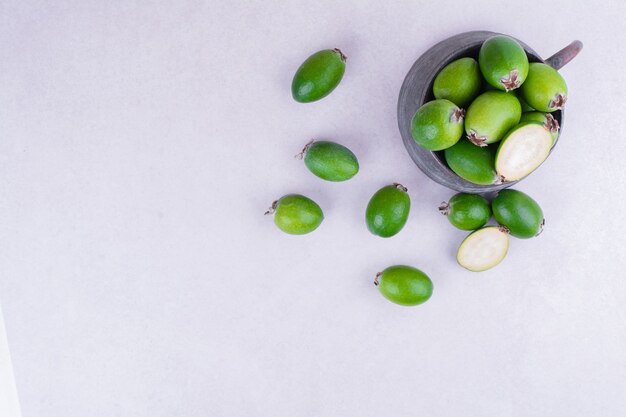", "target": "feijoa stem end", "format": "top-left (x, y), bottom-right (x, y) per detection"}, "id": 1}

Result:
top-left (393, 183), bottom-right (408, 192)
top-left (498, 225), bottom-right (510, 234)
top-left (264, 200), bottom-right (278, 215)
top-left (450, 108), bottom-right (465, 123)
top-left (333, 48), bottom-right (347, 62)
top-left (294, 139), bottom-right (315, 160)
top-left (536, 218), bottom-right (546, 236)
top-left (374, 272), bottom-right (382, 286)
top-left (500, 69), bottom-right (520, 91)
top-left (549, 93), bottom-right (567, 110)
top-left (467, 130), bottom-right (488, 147)
top-left (438, 202), bottom-right (450, 216)
top-left (545, 113), bottom-right (559, 132)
